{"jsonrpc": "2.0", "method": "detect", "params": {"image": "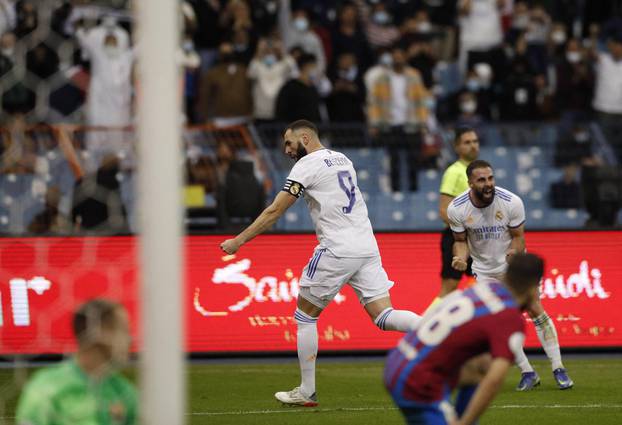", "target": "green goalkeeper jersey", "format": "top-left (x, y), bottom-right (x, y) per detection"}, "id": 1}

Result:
top-left (16, 359), bottom-right (138, 425)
